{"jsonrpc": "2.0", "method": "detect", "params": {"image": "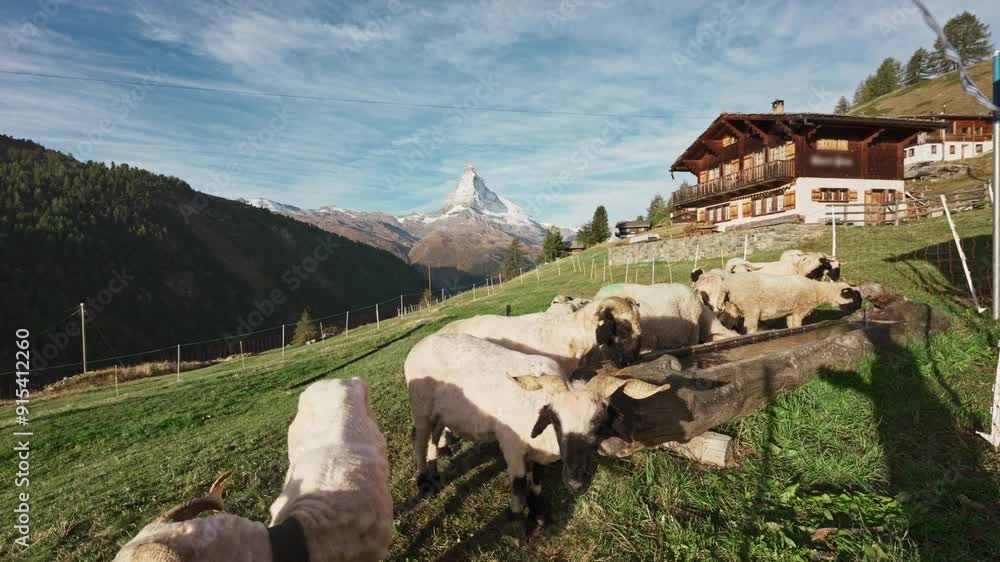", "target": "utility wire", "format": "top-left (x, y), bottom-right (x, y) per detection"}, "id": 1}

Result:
top-left (0, 68), bottom-right (711, 120)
